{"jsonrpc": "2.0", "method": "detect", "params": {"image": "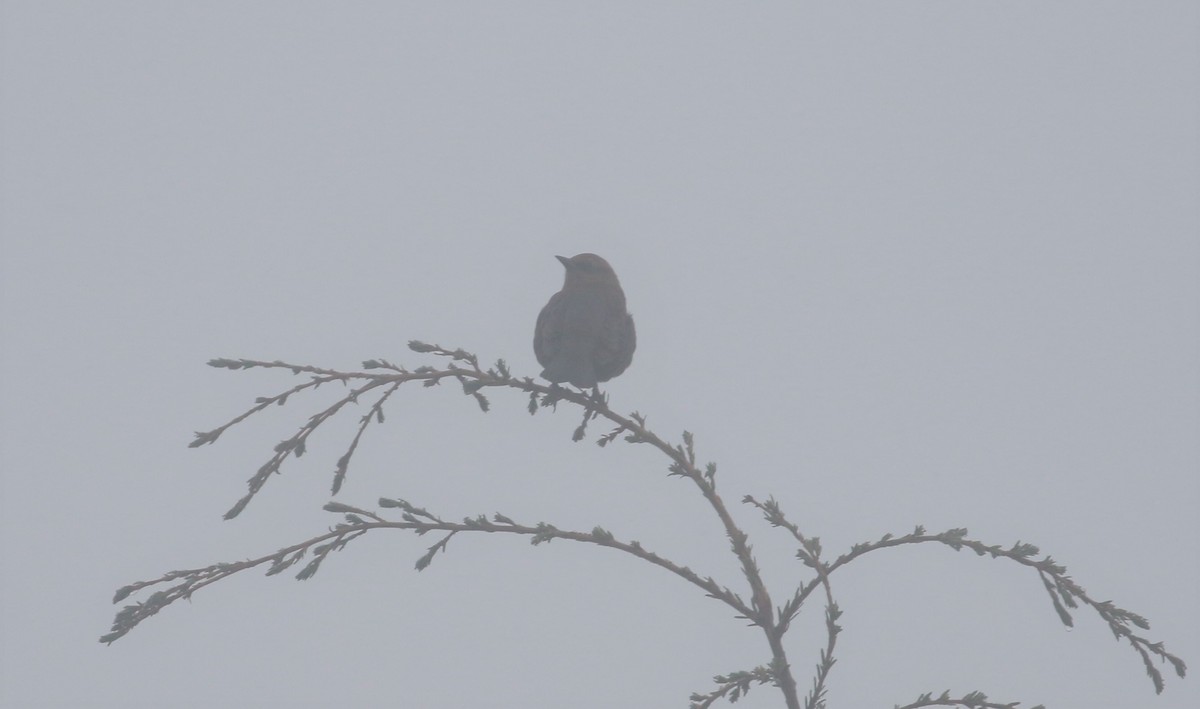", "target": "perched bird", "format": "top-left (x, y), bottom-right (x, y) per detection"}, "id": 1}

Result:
top-left (534, 253), bottom-right (636, 388)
